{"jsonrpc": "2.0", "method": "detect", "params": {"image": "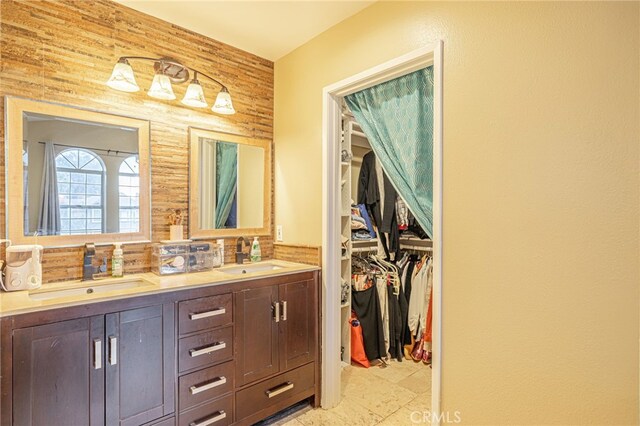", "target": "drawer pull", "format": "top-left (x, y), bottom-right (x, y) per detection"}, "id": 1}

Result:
top-left (273, 302), bottom-right (280, 323)
top-left (189, 341), bottom-right (226, 357)
top-left (189, 308), bottom-right (226, 321)
top-left (189, 410), bottom-right (226, 426)
top-left (93, 339), bottom-right (102, 370)
top-left (265, 381), bottom-right (294, 399)
top-left (190, 376), bottom-right (227, 395)
top-left (281, 300), bottom-right (287, 321)
top-left (108, 336), bottom-right (117, 366)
